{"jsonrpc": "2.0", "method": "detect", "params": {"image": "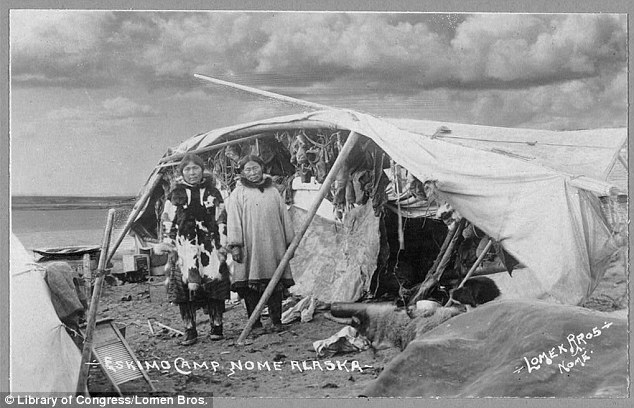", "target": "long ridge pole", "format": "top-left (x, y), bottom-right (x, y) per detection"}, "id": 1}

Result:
top-left (194, 74), bottom-right (334, 111)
